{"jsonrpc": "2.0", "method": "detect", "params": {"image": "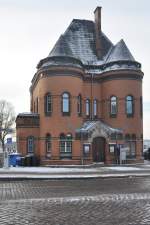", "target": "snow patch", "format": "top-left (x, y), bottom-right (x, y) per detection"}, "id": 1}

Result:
top-left (107, 166), bottom-right (142, 171)
top-left (0, 167), bottom-right (102, 173)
